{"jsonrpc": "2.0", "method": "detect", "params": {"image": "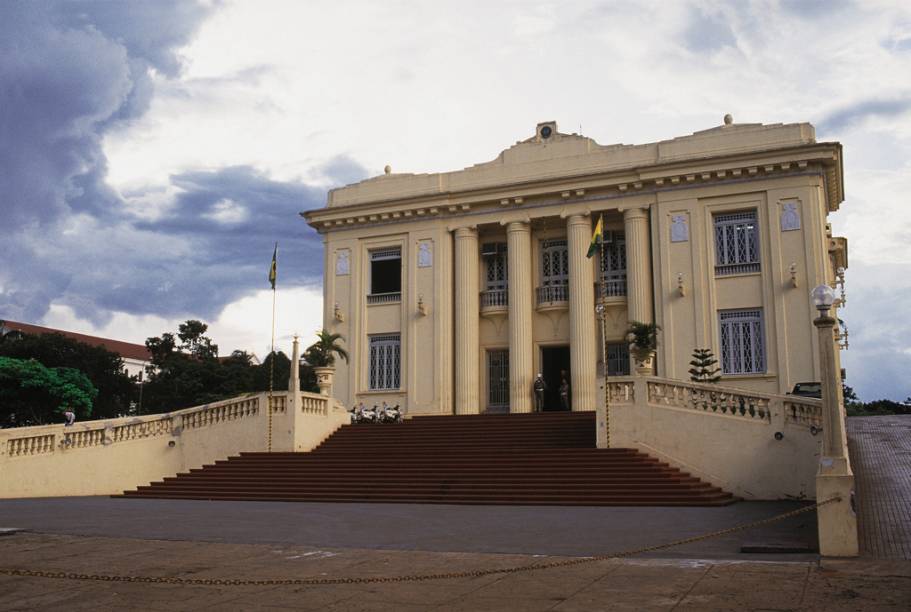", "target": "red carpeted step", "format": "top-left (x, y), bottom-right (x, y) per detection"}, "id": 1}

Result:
top-left (116, 411), bottom-right (736, 506)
